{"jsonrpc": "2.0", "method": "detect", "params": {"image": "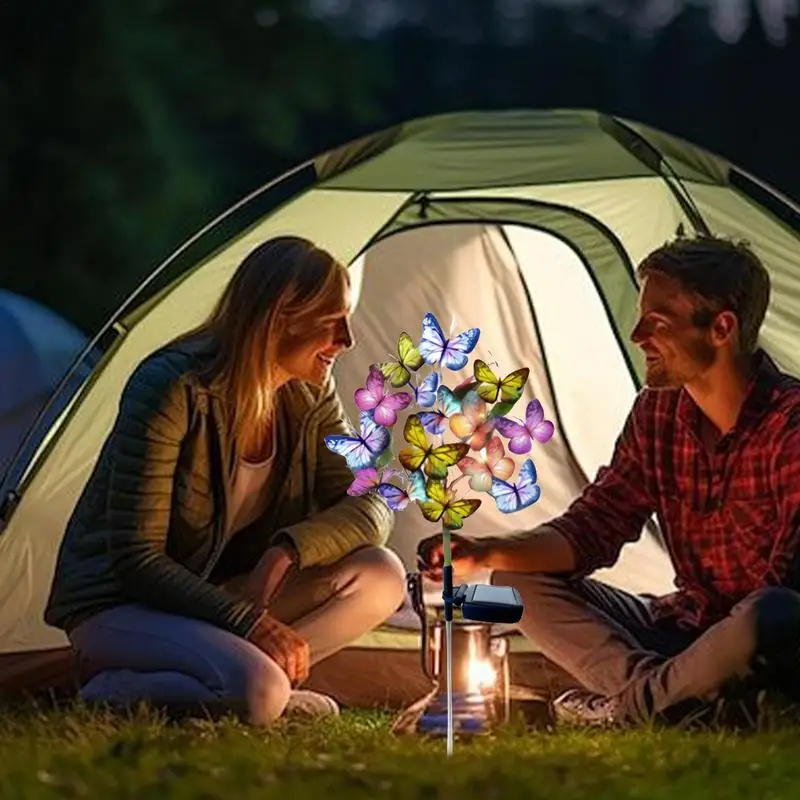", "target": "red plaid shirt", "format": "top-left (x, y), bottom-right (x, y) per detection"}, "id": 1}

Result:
top-left (552, 350), bottom-right (800, 630)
